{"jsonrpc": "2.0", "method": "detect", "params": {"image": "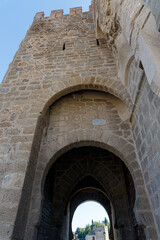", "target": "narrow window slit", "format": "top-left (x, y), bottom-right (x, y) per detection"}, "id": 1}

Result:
top-left (63, 43), bottom-right (65, 50)
top-left (139, 61), bottom-right (144, 70)
top-left (96, 39), bottom-right (100, 46)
